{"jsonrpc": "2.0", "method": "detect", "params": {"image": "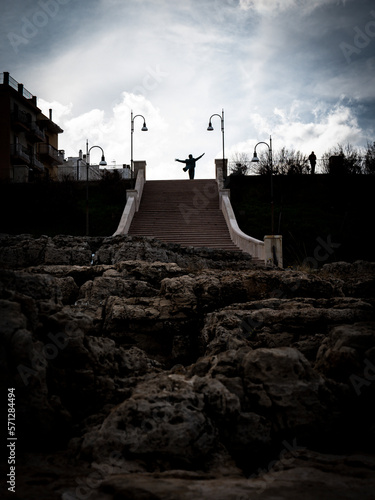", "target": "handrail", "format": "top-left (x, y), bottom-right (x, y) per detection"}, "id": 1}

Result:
top-left (134, 166), bottom-right (145, 211)
top-left (113, 194), bottom-right (137, 235)
top-left (220, 190), bottom-right (265, 260)
top-left (11, 143), bottom-right (30, 160)
top-left (1, 72), bottom-right (34, 98)
top-left (8, 75), bottom-right (19, 91)
top-left (38, 143), bottom-right (61, 159)
top-left (113, 167), bottom-right (145, 235)
top-left (215, 160), bottom-right (265, 260)
top-left (11, 109), bottom-right (30, 126)
top-left (30, 122), bottom-right (45, 140)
